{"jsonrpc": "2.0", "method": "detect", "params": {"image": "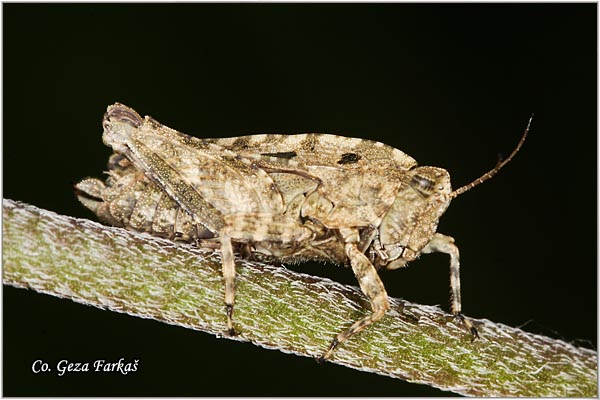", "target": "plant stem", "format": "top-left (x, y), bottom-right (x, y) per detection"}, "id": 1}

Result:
top-left (2, 198), bottom-right (597, 397)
